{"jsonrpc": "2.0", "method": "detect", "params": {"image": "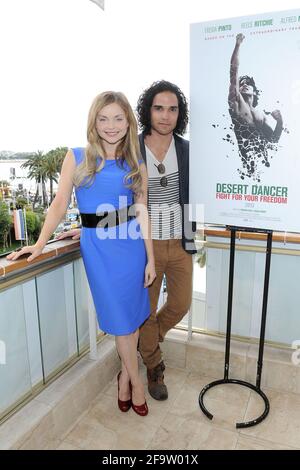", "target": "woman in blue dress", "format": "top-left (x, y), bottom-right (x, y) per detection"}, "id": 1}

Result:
top-left (7, 91), bottom-right (156, 417)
